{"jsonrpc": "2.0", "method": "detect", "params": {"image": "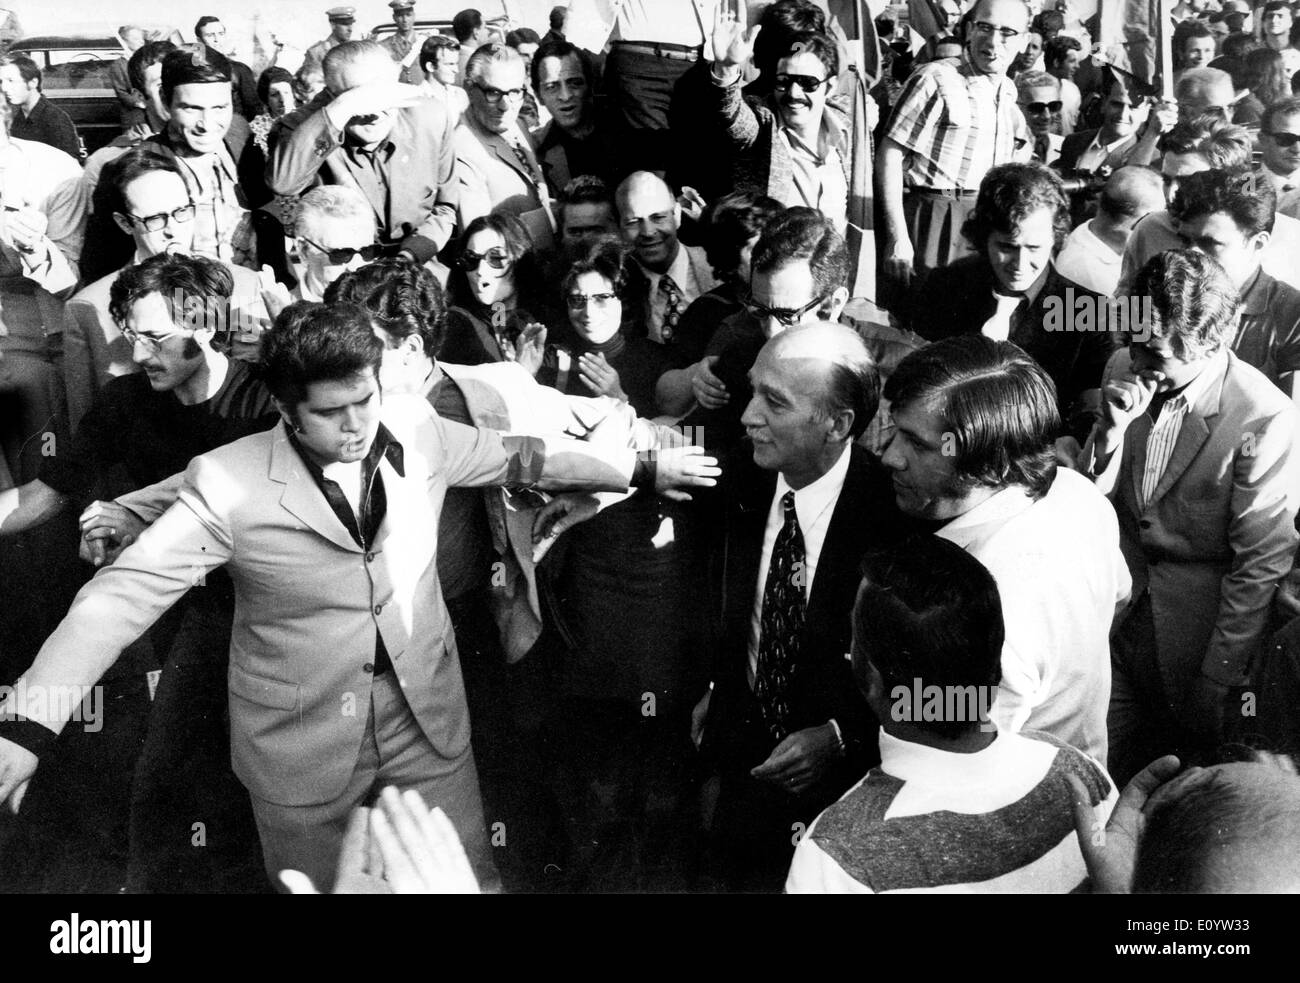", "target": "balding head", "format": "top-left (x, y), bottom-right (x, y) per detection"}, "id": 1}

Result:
top-left (1098, 165), bottom-right (1166, 226)
top-left (761, 321), bottom-right (880, 441)
top-left (324, 41), bottom-right (395, 95)
top-left (1134, 759), bottom-right (1300, 893)
top-left (1175, 67), bottom-right (1236, 122)
top-left (615, 171), bottom-right (681, 272)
